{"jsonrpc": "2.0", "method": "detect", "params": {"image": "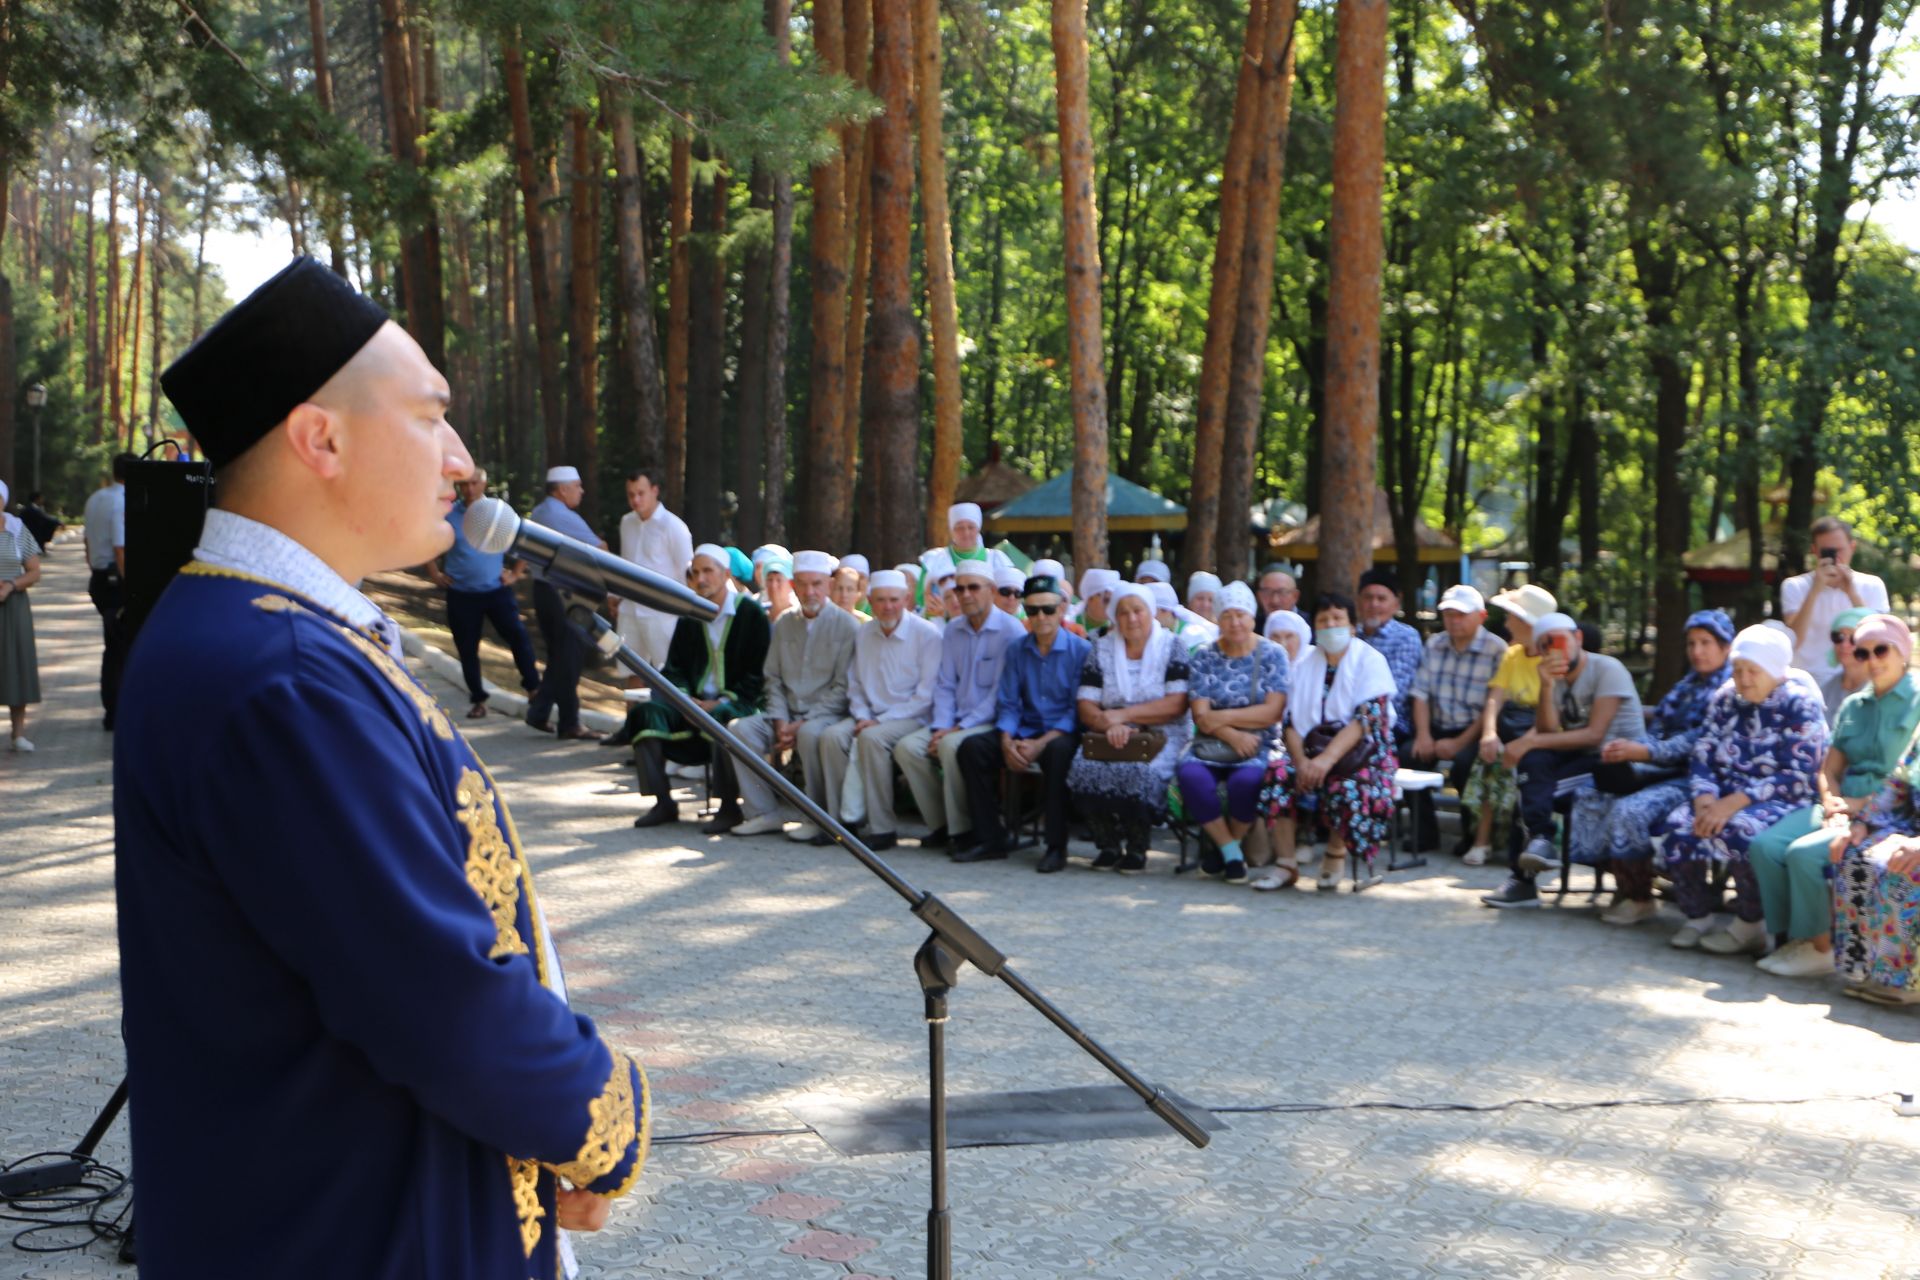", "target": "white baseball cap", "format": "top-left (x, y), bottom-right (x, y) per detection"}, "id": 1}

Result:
top-left (1438, 584), bottom-right (1486, 613)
